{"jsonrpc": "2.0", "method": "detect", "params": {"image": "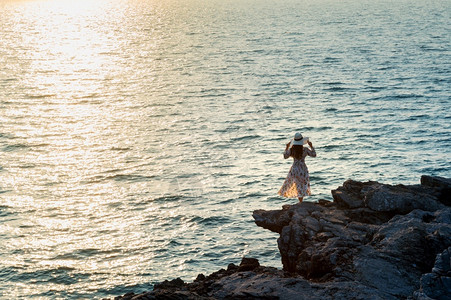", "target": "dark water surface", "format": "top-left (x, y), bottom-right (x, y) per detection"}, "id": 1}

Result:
top-left (0, 0), bottom-right (450, 298)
